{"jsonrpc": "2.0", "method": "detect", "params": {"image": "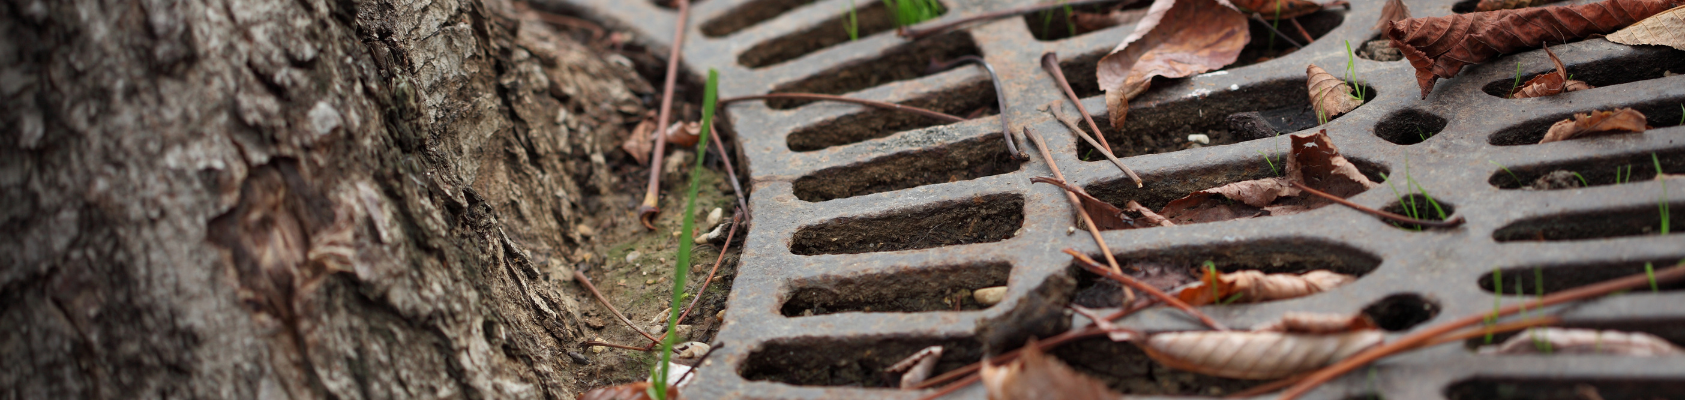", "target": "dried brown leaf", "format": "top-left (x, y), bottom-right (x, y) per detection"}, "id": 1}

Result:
top-left (1373, 0), bottom-right (1411, 31)
top-left (1159, 130), bottom-right (1375, 223)
top-left (1230, 0), bottom-right (1323, 19)
top-left (1477, 328), bottom-right (1685, 356)
top-left (1475, 0), bottom-right (1547, 11)
top-left (1123, 200), bottom-right (1175, 227)
top-left (1176, 269), bottom-right (1356, 305)
top-left (1256, 312), bottom-right (1378, 333)
top-left (1608, 5), bottom-right (1685, 50)
top-left (621, 115), bottom-right (656, 165)
top-left (981, 338), bottom-right (1123, 400)
top-left (1099, 0), bottom-right (1248, 129)
top-left (1386, 0), bottom-right (1684, 98)
top-left (1032, 177), bottom-right (1141, 230)
top-left (887, 346), bottom-right (944, 389)
top-left (1138, 330), bottom-right (1383, 379)
top-left (1538, 108), bottom-right (1650, 143)
top-left (1307, 64), bottom-right (1363, 122)
top-left (1511, 47), bottom-right (1594, 98)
